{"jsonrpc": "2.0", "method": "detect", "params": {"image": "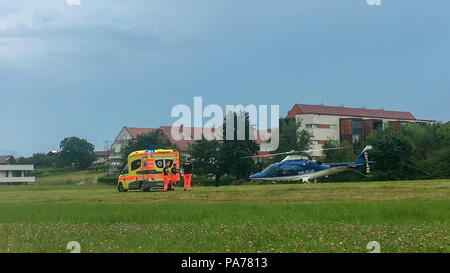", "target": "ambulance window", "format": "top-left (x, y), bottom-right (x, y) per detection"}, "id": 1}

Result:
top-left (131, 159), bottom-right (141, 171)
top-left (165, 159), bottom-right (173, 167)
top-left (121, 166), bottom-right (129, 175)
top-left (155, 160), bottom-right (164, 168)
